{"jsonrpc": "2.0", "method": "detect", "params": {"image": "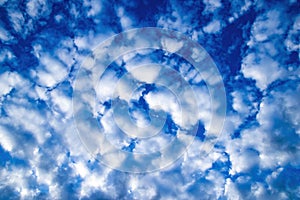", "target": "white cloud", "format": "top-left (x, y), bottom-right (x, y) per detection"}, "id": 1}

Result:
top-left (100, 109), bottom-right (132, 148)
top-left (114, 74), bottom-right (136, 102)
top-left (240, 8), bottom-right (294, 90)
top-left (26, 0), bottom-right (52, 20)
top-left (226, 83), bottom-right (300, 175)
top-left (0, 2), bottom-right (298, 199)
top-left (228, 140), bottom-right (260, 174)
top-left (157, 11), bottom-right (191, 33)
top-left (161, 37), bottom-right (184, 53)
top-left (72, 161), bottom-right (89, 178)
top-left (130, 64), bottom-right (161, 83)
top-left (231, 91), bottom-right (251, 116)
top-left (55, 38), bottom-right (77, 68)
top-left (0, 25), bottom-right (13, 42)
top-left (203, 20), bottom-right (221, 34)
top-left (120, 16), bottom-right (132, 30)
top-left (33, 54), bottom-right (69, 88)
top-left (0, 166), bottom-right (34, 199)
top-left (74, 31), bottom-right (114, 51)
top-left (96, 71), bottom-right (119, 103)
top-left (84, 0), bottom-right (102, 17)
top-left (206, 170), bottom-right (226, 198)
top-left (0, 48), bottom-right (15, 62)
top-left (144, 89), bottom-right (181, 124)
top-left (128, 175), bottom-right (157, 199)
top-left (34, 85), bottom-right (48, 100)
top-left (50, 89), bottom-right (72, 118)
top-left (191, 48), bottom-right (207, 63)
top-left (285, 15), bottom-right (300, 54)
top-left (181, 140), bottom-right (214, 173)
top-left (241, 53), bottom-right (283, 90)
top-left (117, 7), bottom-right (133, 29)
top-left (0, 0), bottom-right (7, 5)
top-left (130, 108), bottom-right (150, 128)
top-left (0, 125), bottom-right (15, 152)
top-left (224, 178), bottom-right (241, 200)
top-left (0, 71), bottom-right (24, 96)
top-left (78, 168), bottom-right (112, 198)
top-left (228, 0), bottom-right (252, 23)
top-left (7, 10), bottom-right (25, 33)
top-left (203, 0), bottom-right (222, 13)
top-left (5, 102), bottom-right (51, 145)
top-left (251, 10), bottom-right (283, 42)
top-left (134, 134), bottom-right (174, 154)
